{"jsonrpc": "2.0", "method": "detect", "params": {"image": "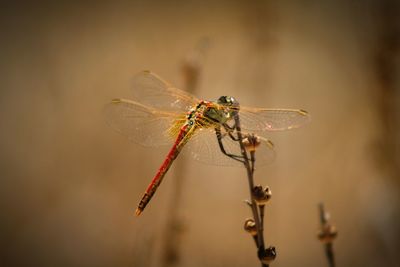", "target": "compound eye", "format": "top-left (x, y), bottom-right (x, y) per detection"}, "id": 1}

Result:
top-left (217, 96), bottom-right (228, 104)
